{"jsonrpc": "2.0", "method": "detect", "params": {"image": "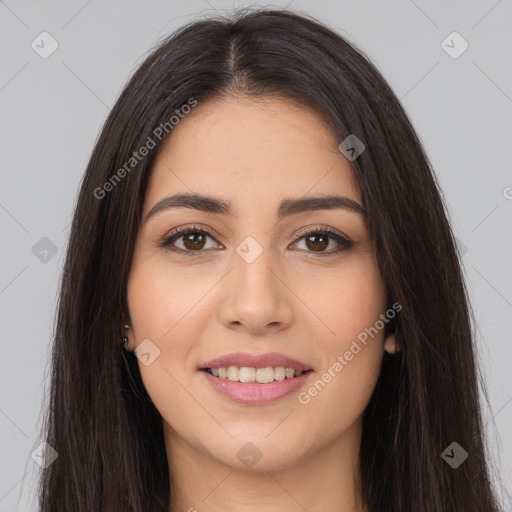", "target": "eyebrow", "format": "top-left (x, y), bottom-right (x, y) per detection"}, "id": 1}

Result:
top-left (145, 193), bottom-right (367, 223)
